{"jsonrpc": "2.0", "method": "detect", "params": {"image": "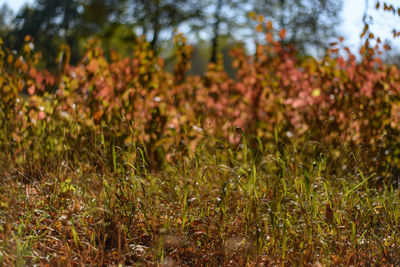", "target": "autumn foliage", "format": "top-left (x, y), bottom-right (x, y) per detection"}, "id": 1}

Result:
top-left (3, 18), bottom-right (400, 265)
top-left (1, 22), bottom-right (400, 173)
